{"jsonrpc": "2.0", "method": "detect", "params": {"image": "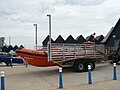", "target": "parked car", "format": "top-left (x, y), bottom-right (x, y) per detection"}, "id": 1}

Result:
top-left (0, 51), bottom-right (24, 66)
